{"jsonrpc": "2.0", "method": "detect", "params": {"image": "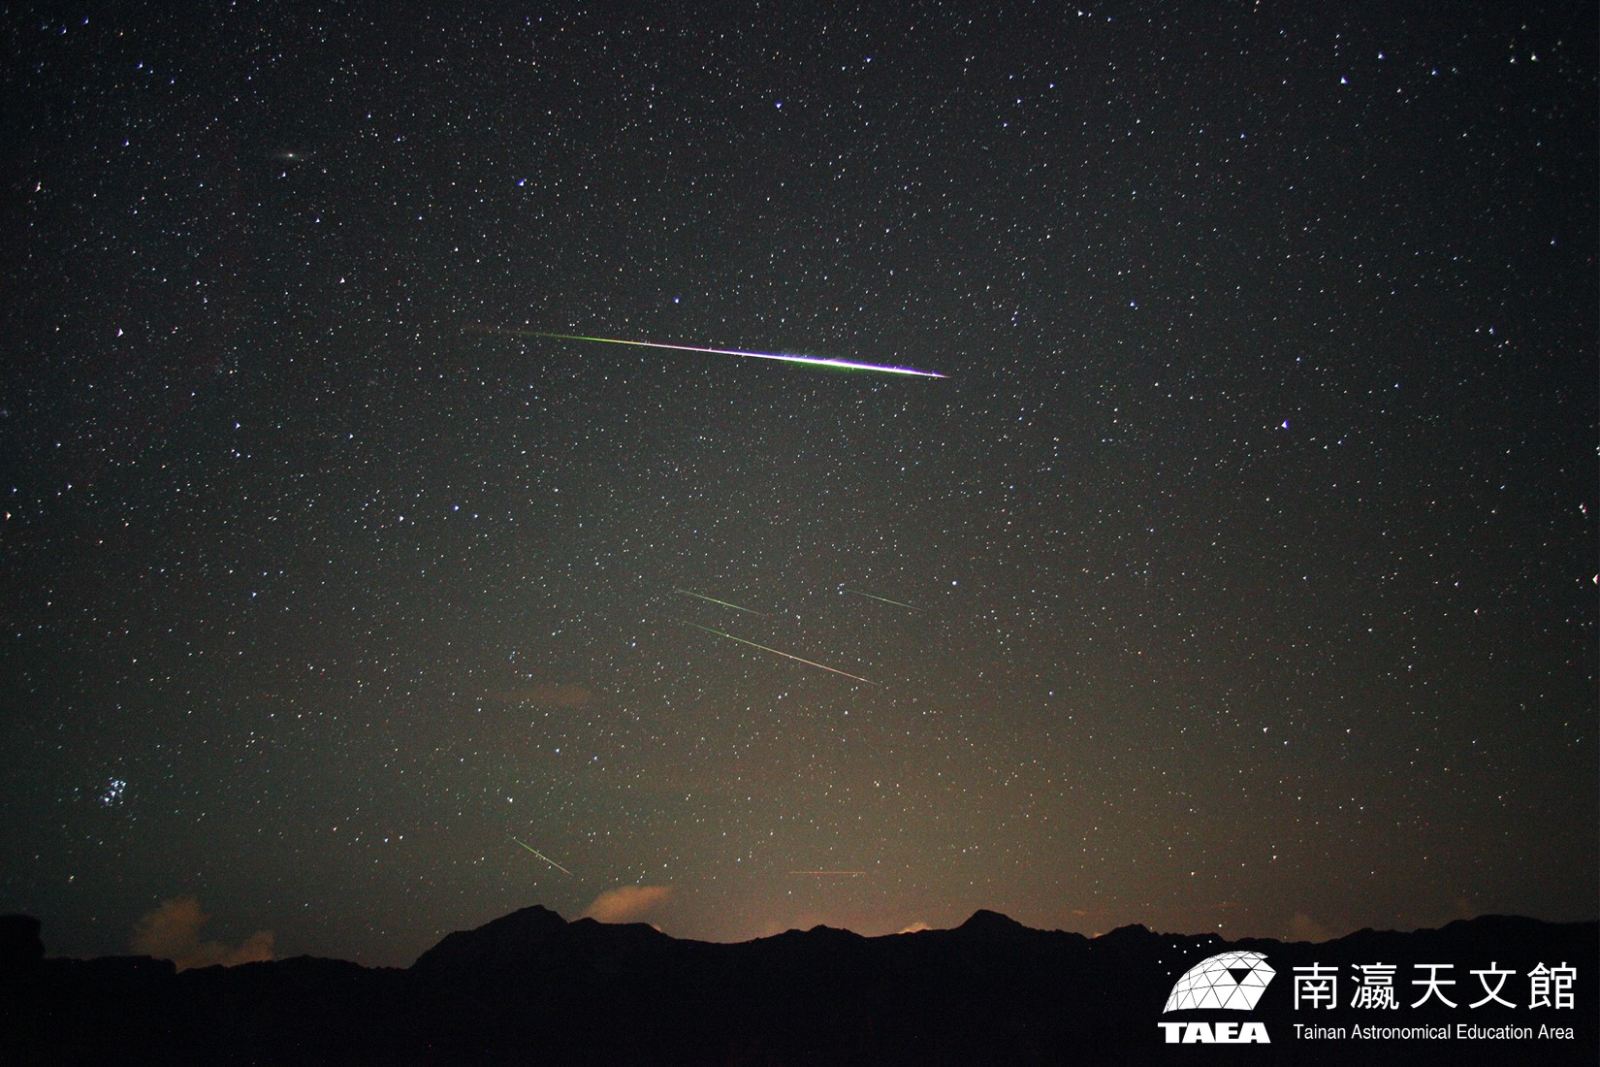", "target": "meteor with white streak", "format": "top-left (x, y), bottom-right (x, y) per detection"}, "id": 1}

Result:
top-left (474, 327), bottom-right (946, 379)
top-left (841, 586), bottom-right (920, 612)
top-left (675, 588), bottom-right (766, 616)
top-left (511, 837), bottom-right (573, 876)
top-left (682, 622), bottom-right (878, 686)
